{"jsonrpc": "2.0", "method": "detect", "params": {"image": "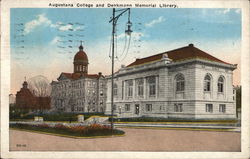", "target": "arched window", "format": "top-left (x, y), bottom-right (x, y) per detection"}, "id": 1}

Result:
top-left (218, 76), bottom-right (224, 93)
top-left (175, 74), bottom-right (185, 92)
top-left (204, 74), bottom-right (211, 92)
top-left (113, 83), bottom-right (118, 96)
